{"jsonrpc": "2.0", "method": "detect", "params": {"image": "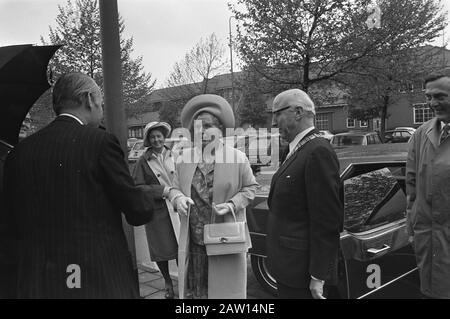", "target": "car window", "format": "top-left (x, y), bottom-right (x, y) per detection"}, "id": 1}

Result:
top-left (343, 166), bottom-right (406, 232)
top-left (132, 141), bottom-right (144, 150)
top-left (333, 135), bottom-right (364, 146)
top-left (373, 134), bottom-right (381, 144)
top-left (367, 135), bottom-right (375, 145)
top-left (401, 132), bottom-right (411, 138)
